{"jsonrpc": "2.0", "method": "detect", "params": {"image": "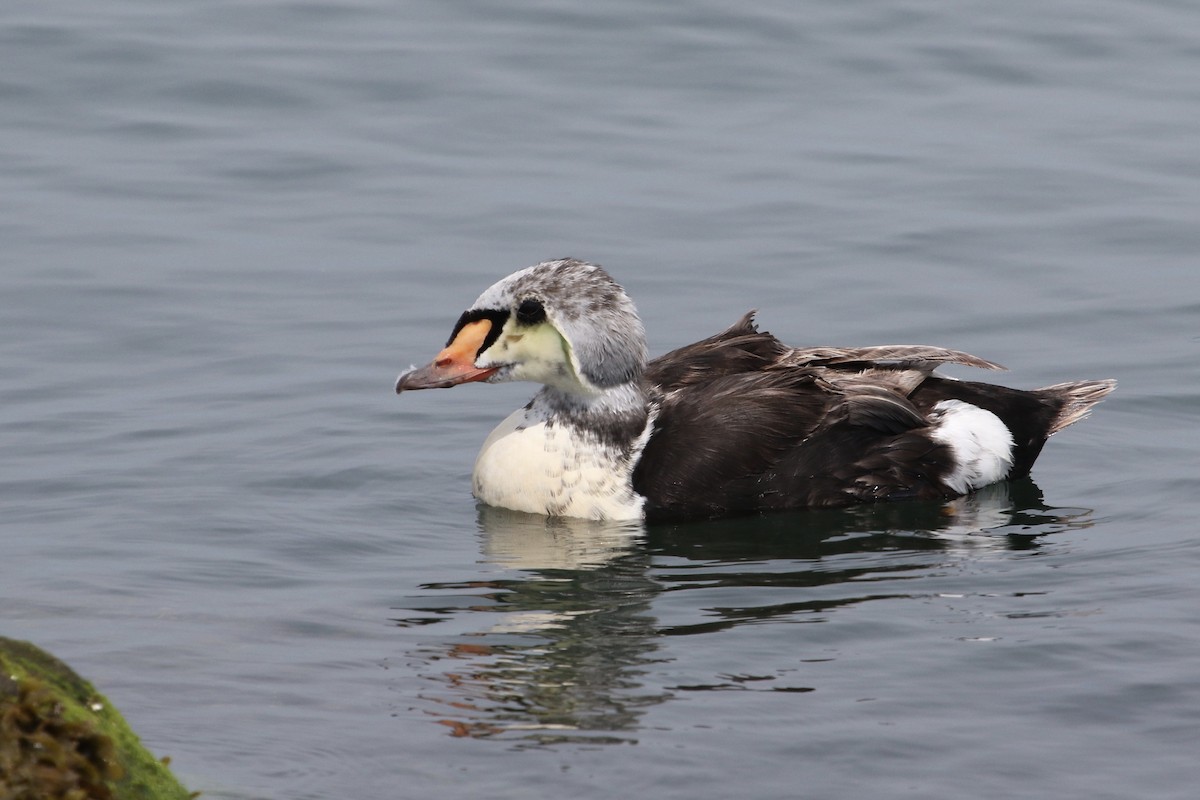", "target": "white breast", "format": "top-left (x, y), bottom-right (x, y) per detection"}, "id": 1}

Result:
top-left (471, 407), bottom-right (648, 521)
